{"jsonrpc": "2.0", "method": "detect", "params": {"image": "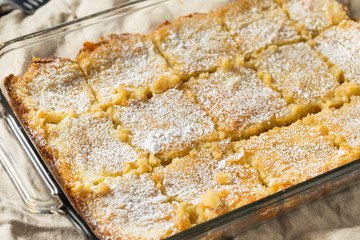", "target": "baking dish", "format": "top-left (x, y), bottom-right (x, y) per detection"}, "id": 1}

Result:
top-left (0, 0), bottom-right (359, 239)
